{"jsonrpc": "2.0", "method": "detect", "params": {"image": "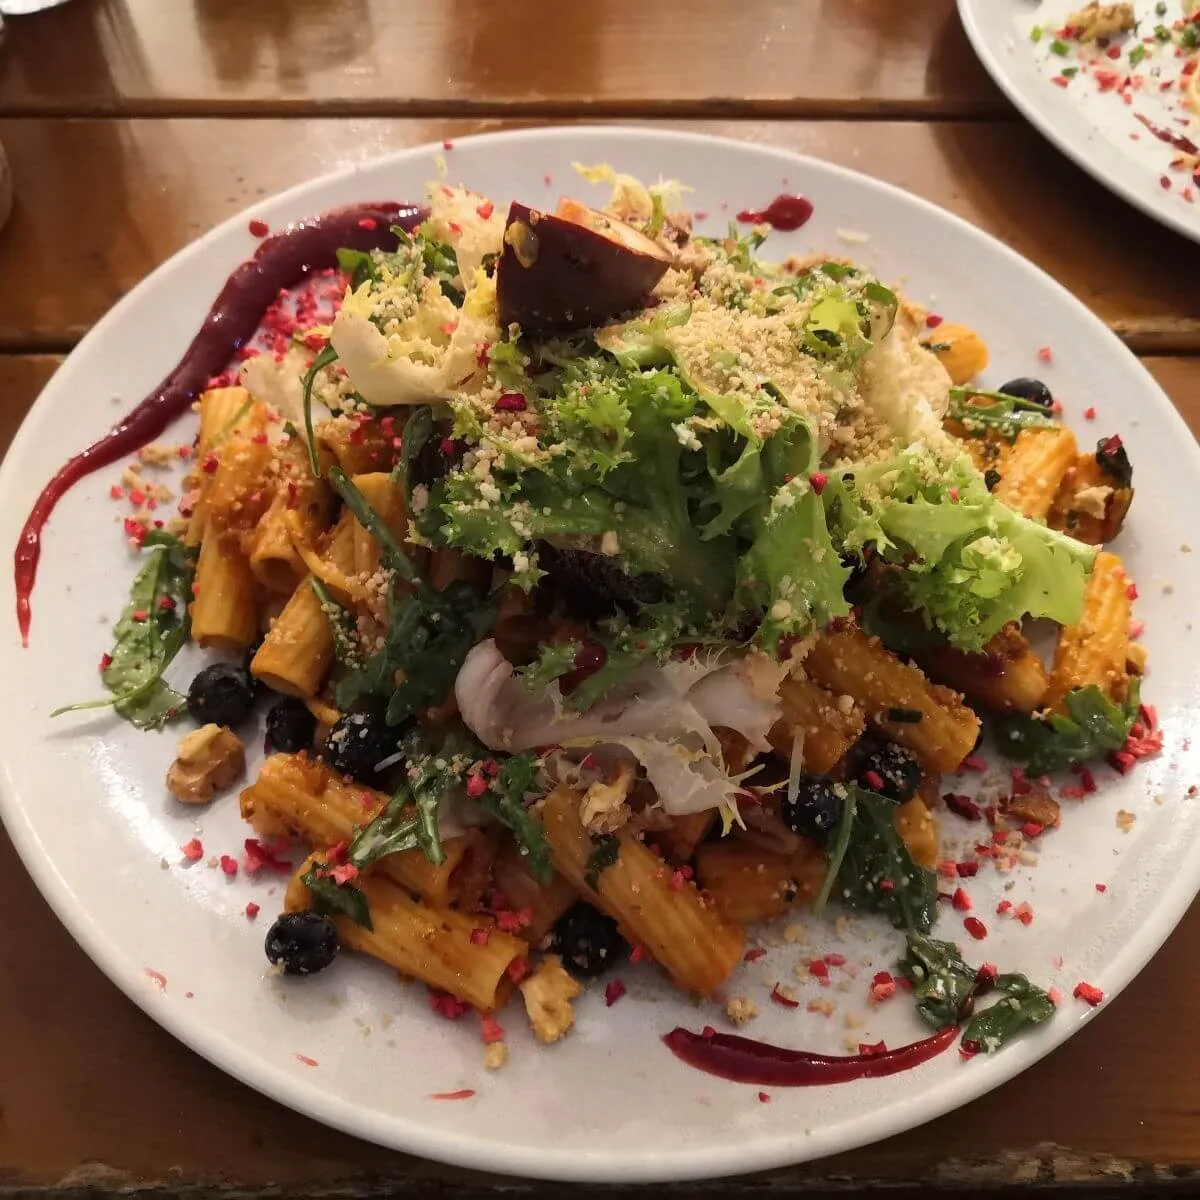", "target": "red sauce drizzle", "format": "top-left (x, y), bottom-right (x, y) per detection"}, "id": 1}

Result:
top-left (1134, 112), bottom-right (1200, 157)
top-left (735, 194), bottom-right (815, 231)
top-left (662, 1024), bottom-right (956, 1086)
top-left (14, 200), bottom-right (424, 646)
